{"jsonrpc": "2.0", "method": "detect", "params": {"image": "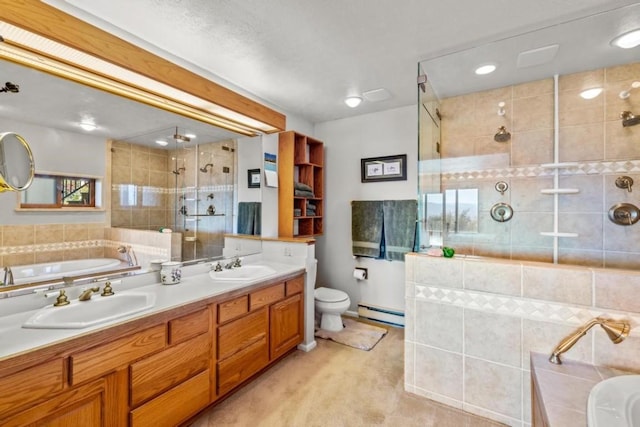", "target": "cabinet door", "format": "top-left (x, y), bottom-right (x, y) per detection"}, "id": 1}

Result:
top-left (1, 377), bottom-right (111, 427)
top-left (270, 293), bottom-right (303, 360)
